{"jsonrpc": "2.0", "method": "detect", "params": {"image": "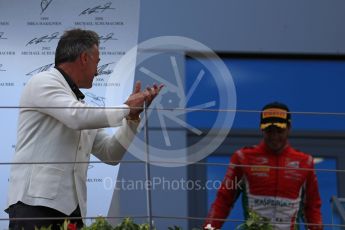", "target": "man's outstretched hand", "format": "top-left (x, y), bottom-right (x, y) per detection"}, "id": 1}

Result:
top-left (124, 81), bottom-right (164, 120)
